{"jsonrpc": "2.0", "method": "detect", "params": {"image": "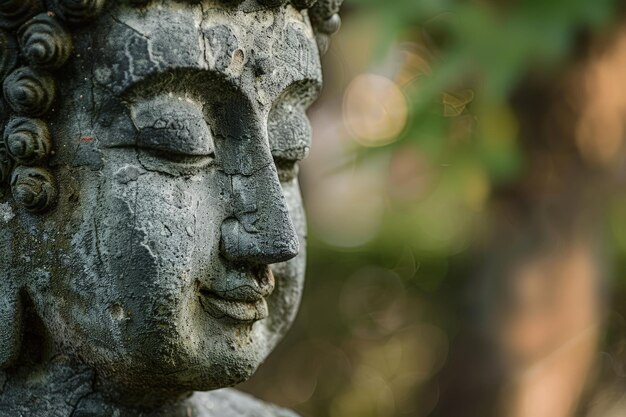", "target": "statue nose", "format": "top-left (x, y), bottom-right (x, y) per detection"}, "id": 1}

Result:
top-left (219, 165), bottom-right (299, 265)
